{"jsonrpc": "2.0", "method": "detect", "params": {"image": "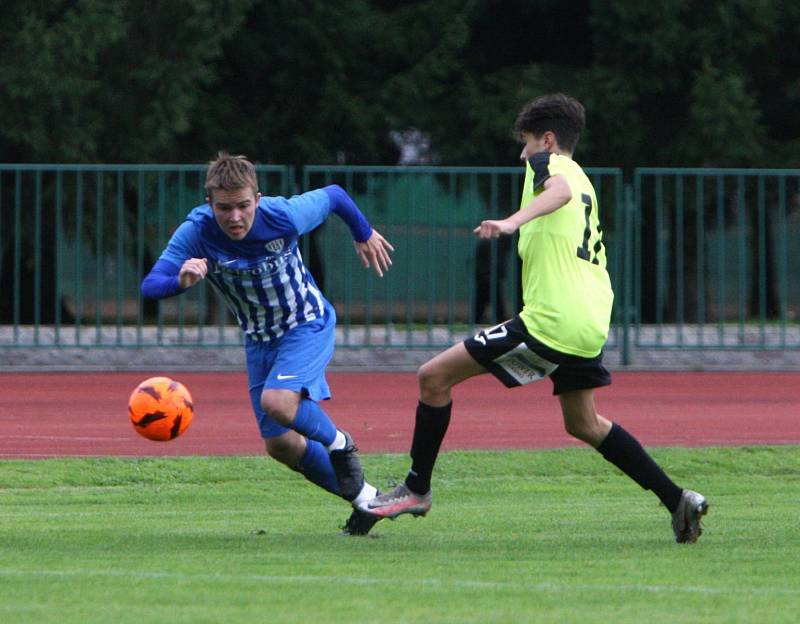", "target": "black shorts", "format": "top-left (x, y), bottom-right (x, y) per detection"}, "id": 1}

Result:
top-left (463, 316), bottom-right (611, 395)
